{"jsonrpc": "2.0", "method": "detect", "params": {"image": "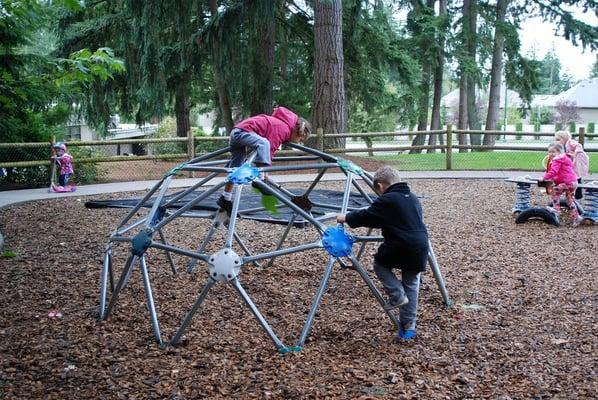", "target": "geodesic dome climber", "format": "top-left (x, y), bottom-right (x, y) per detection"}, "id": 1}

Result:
top-left (97, 142), bottom-right (451, 353)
